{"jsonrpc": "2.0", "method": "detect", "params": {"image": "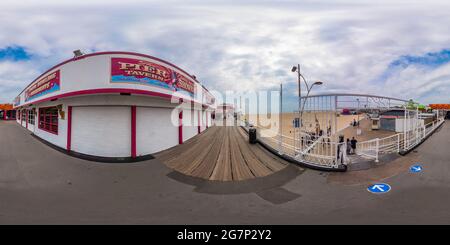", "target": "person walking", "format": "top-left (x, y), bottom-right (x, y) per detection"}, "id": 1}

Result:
top-left (346, 138), bottom-right (351, 155)
top-left (337, 135), bottom-right (344, 160)
top-left (350, 137), bottom-right (358, 154)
